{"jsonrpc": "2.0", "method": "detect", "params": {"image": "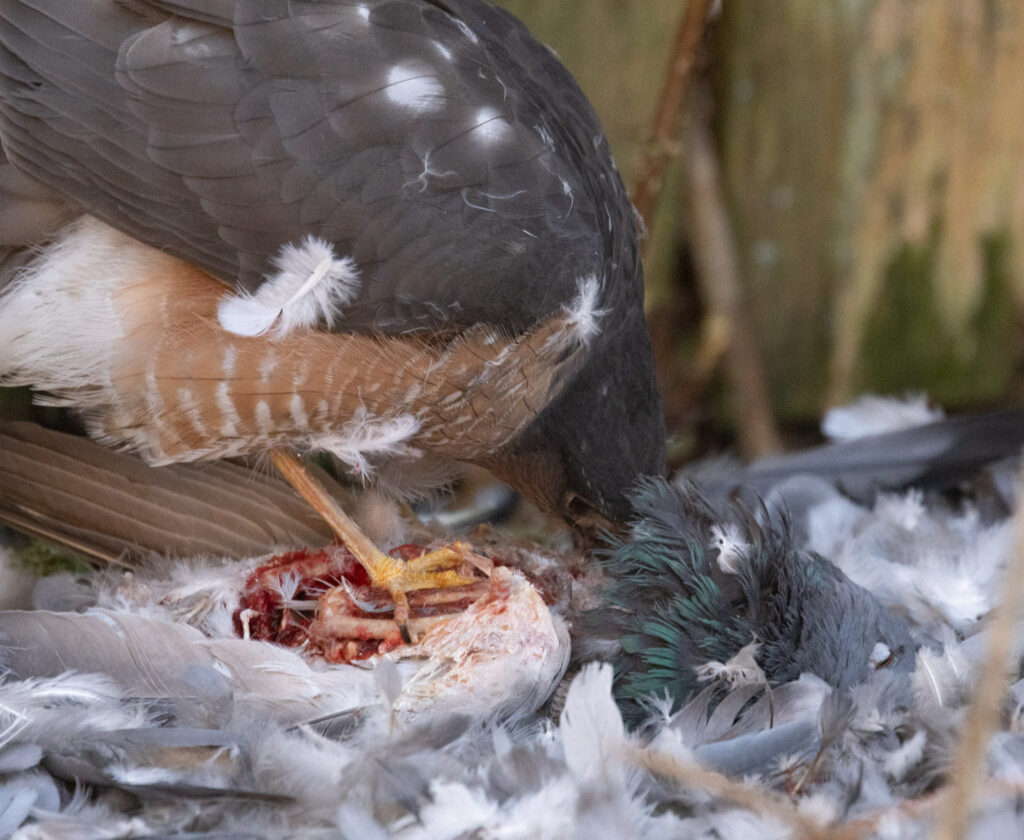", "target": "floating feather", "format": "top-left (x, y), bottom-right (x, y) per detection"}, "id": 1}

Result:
top-left (217, 237), bottom-right (360, 338)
